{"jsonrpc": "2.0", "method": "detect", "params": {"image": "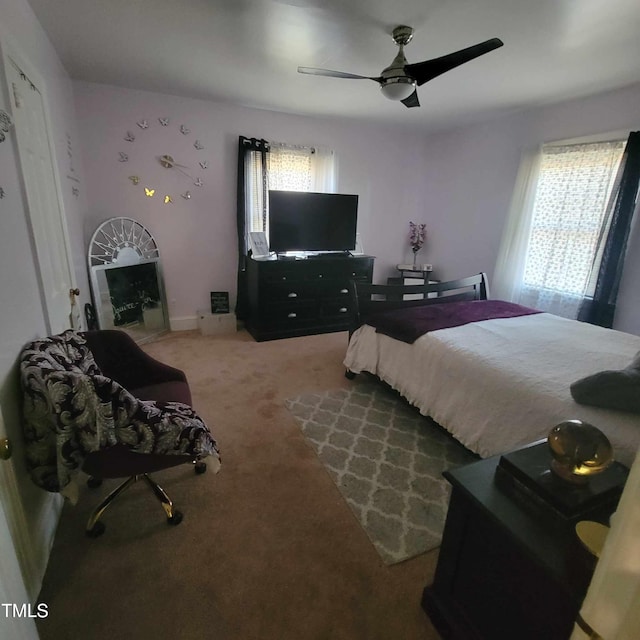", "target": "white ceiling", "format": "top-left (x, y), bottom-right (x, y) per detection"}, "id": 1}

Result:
top-left (27, 0), bottom-right (640, 133)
